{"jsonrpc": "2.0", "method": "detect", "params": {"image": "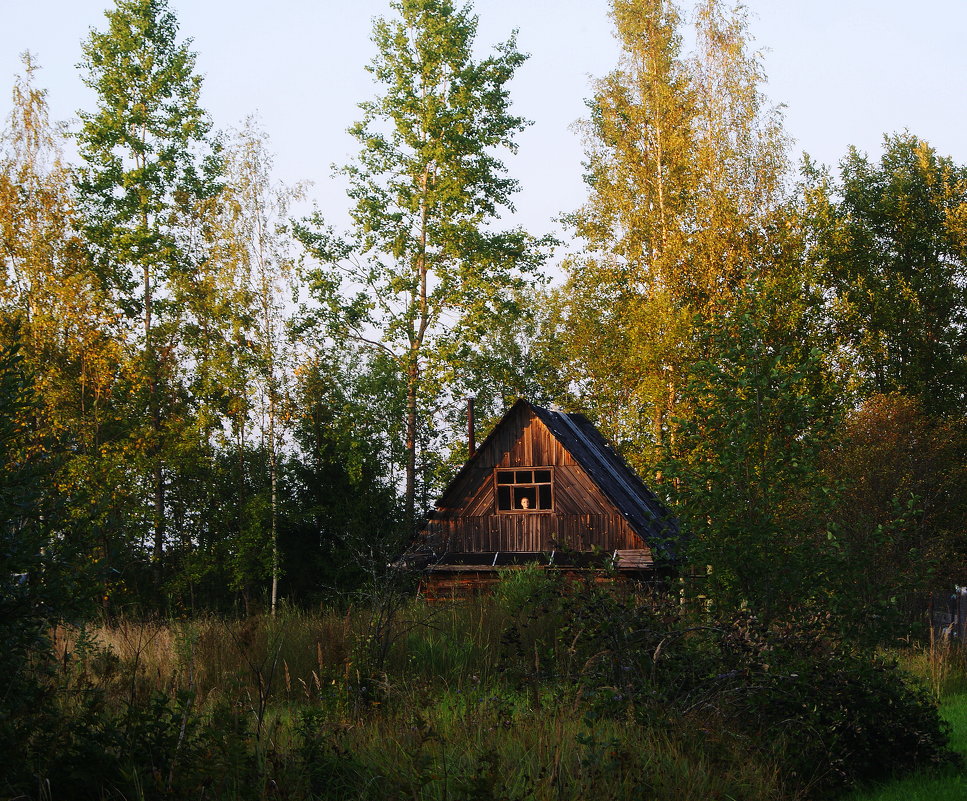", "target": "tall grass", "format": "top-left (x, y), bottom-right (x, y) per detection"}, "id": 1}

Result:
top-left (19, 577), bottom-right (958, 801)
top-left (32, 585), bottom-right (786, 800)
